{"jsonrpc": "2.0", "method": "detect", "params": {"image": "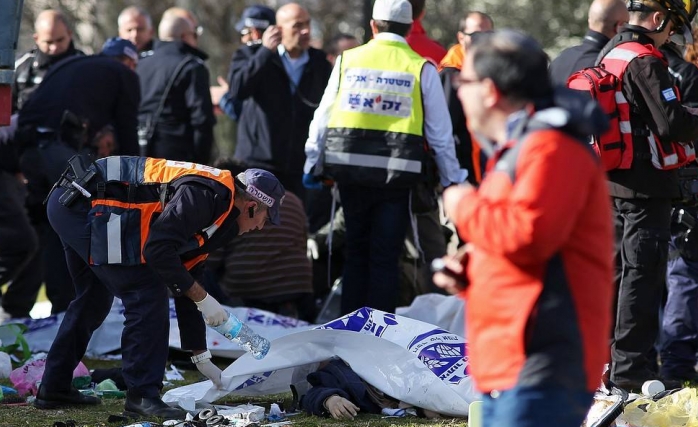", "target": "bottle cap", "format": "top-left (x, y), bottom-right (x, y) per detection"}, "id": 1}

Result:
top-left (641, 379), bottom-right (665, 396)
